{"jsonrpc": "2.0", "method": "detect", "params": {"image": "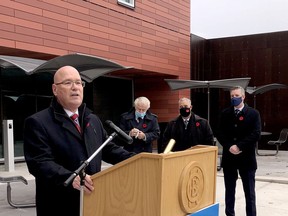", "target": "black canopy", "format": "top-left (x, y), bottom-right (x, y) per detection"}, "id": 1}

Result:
top-left (165, 78), bottom-right (251, 122)
top-left (0, 53), bottom-right (131, 83)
